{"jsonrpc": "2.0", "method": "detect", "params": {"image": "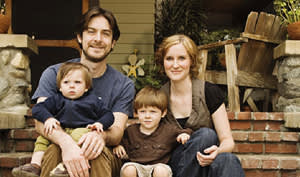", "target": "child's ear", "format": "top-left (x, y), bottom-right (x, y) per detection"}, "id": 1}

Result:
top-left (161, 109), bottom-right (167, 118)
top-left (85, 88), bottom-right (88, 92)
